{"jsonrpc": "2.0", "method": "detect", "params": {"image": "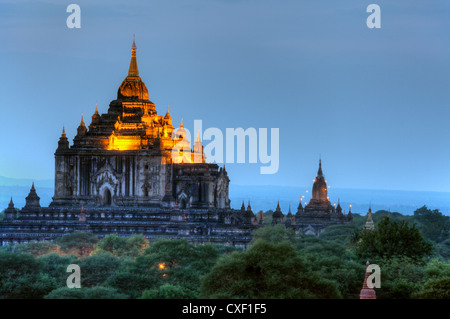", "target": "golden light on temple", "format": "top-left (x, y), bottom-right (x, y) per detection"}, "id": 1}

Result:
top-left (108, 134), bottom-right (141, 151)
